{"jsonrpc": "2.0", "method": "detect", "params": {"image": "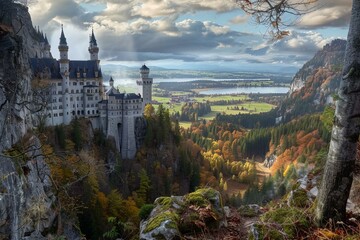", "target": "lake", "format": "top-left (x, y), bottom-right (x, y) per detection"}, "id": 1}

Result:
top-left (198, 87), bottom-right (289, 95)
